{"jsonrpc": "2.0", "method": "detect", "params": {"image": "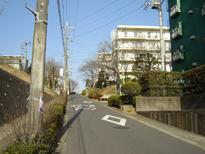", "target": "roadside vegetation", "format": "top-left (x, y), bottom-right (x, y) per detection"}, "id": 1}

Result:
top-left (3, 95), bottom-right (67, 154)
